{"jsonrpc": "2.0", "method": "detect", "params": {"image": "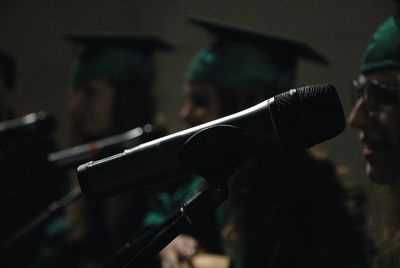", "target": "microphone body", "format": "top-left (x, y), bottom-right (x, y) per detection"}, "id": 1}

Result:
top-left (48, 124), bottom-right (166, 169)
top-left (78, 98), bottom-right (277, 199)
top-left (78, 84), bottom-right (345, 199)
